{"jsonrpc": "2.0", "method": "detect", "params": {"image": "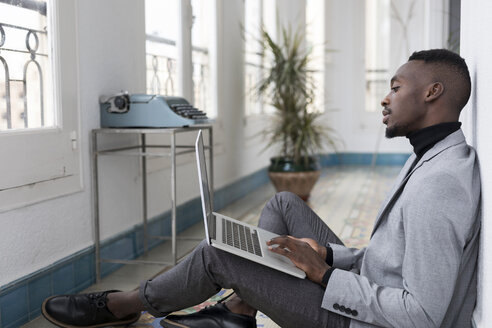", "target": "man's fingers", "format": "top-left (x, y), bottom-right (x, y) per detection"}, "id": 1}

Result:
top-left (267, 236), bottom-right (290, 246)
top-left (268, 244), bottom-right (293, 258)
top-left (268, 236), bottom-right (295, 247)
